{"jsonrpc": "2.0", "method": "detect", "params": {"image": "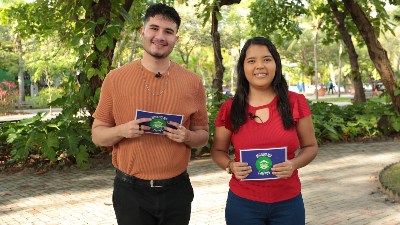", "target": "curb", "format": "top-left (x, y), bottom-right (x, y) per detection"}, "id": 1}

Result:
top-left (379, 161), bottom-right (400, 202)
